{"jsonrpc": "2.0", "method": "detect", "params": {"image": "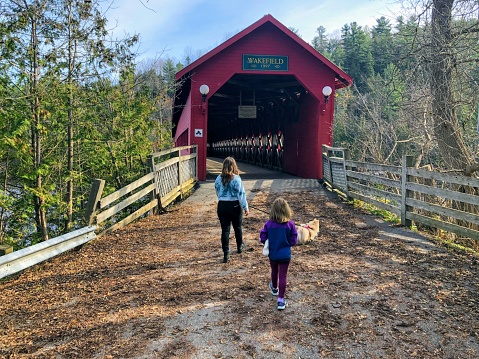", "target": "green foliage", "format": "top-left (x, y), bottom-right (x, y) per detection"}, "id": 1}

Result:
top-left (340, 22), bottom-right (374, 90)
top-left (351, 199), bottom-right (400, 224)
top-left (0, 0), bottom-right (168, 245)
top-left (316, 3), bottom-right (478, 171)
top-left (312, 26), bottom-right (328, 54)
top-left (371, 17), bottom-right (393, 75)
